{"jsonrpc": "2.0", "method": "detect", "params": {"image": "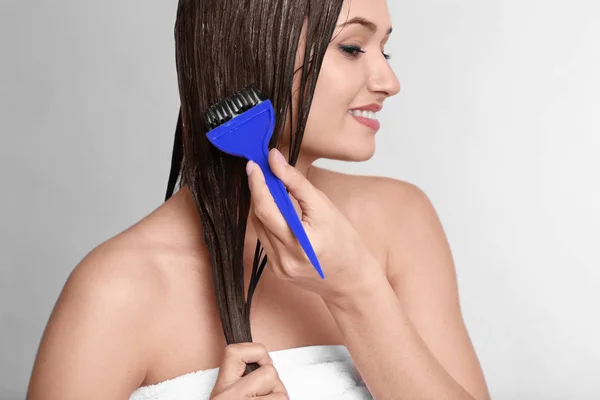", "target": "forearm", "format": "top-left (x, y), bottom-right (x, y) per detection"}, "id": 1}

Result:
top-left (323, 260), bottom-right (475, 400)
